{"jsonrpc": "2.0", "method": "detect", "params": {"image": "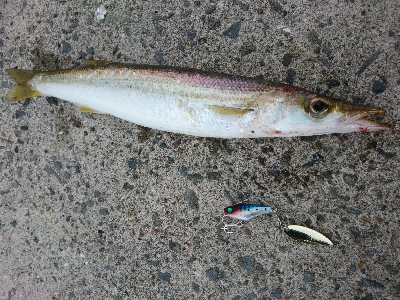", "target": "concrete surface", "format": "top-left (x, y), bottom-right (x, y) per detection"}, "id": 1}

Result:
top-left (0, 0), bottom-right (399, 299)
